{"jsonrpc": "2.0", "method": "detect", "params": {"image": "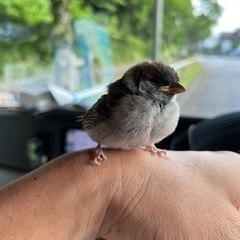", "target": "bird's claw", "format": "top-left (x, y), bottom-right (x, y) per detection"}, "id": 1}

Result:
top-left (92, 145), bottom-right (107, 166)
top-left (143, 144), bottom-right (166, 156)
